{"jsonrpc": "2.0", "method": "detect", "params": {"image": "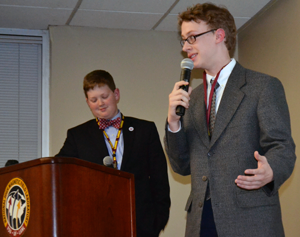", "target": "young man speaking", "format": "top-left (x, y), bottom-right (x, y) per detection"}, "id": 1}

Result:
top-left (165, 3), bottom-right (296, 237)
